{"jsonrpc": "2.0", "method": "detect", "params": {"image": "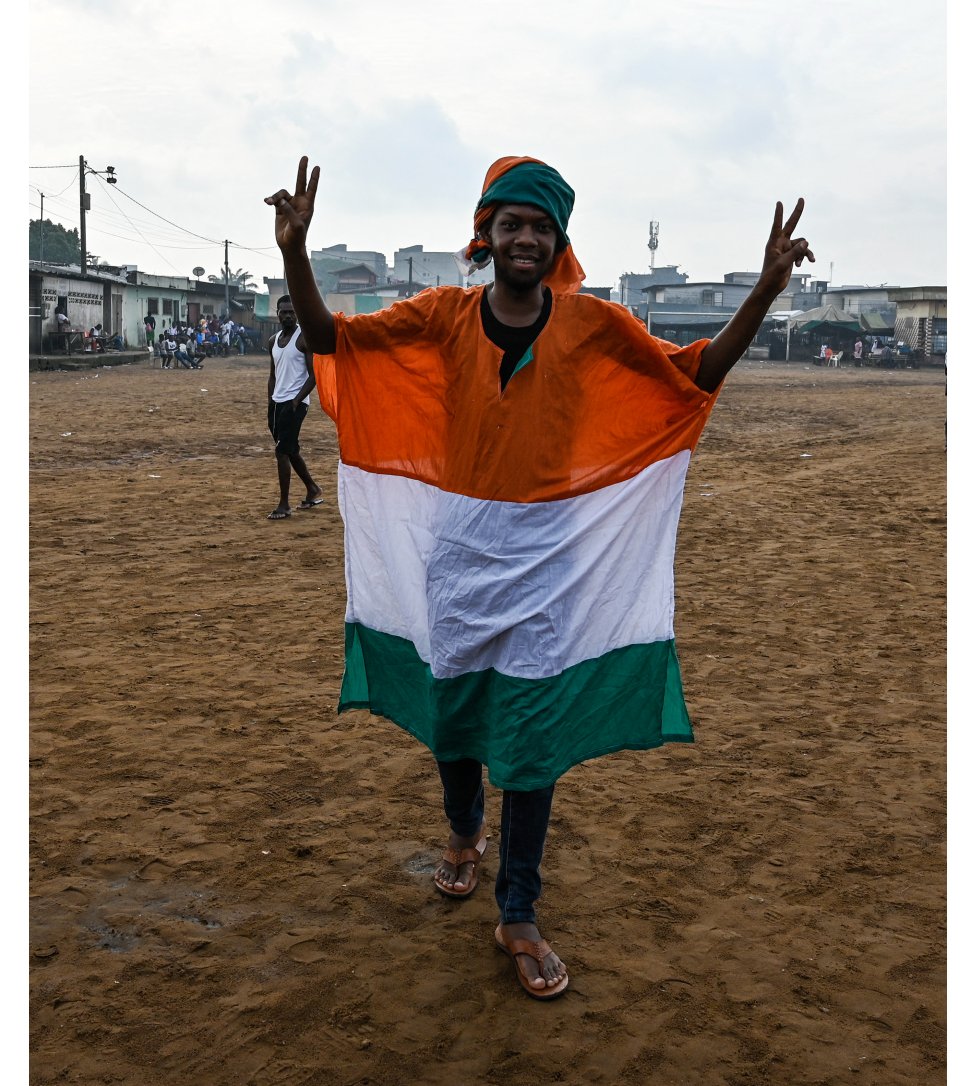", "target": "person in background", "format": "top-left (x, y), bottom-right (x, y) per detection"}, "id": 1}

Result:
top-left (183, 335), bottom-right (204, 369)
top-left (159, 334), bottom-right (176, 369)
top-left (266, 295), bottom-right (322, 520)
top-left (173, 335), bottom-right (194, 369)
